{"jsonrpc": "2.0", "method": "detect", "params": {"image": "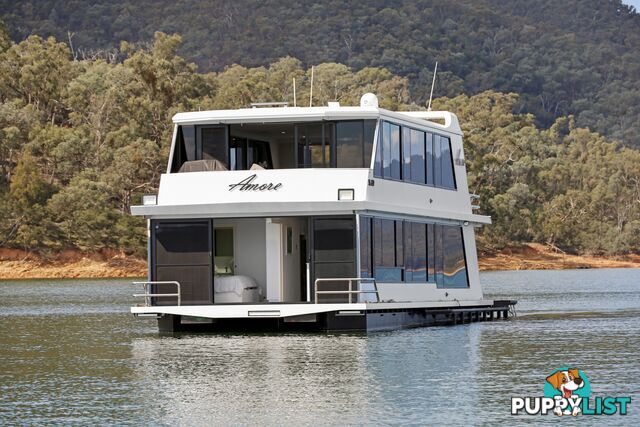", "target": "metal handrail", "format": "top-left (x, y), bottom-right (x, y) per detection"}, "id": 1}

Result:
top-left (133, 281), bottom-right (181, 307)
top-left (314, 277), bottom-right (378, 304)
top-left (470, 193), bottom-right (481, 210)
